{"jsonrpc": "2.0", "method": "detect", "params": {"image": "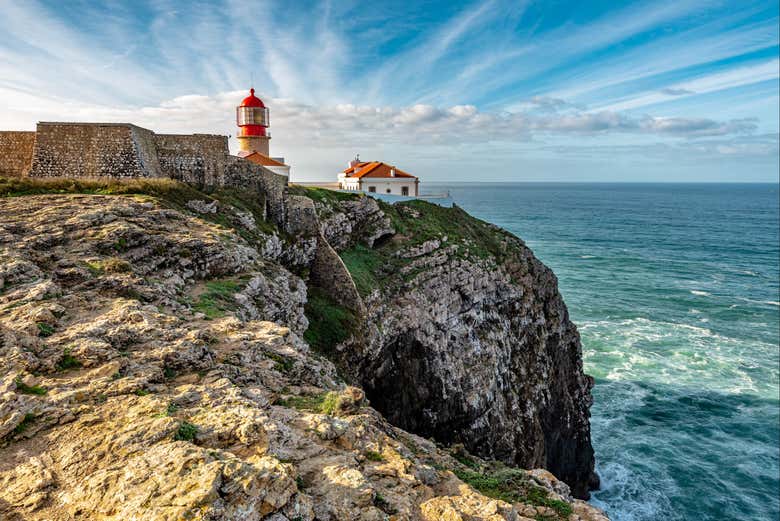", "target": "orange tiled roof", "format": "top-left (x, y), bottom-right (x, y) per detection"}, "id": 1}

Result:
top-left (343, 161), bottom-right (417, 179)
top-left (242, 151), bottom-right (287, 167)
